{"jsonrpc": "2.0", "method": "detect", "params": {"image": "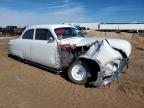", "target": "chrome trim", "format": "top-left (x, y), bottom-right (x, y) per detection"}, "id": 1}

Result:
top-left (93, 58), bottom-right (129, 86)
